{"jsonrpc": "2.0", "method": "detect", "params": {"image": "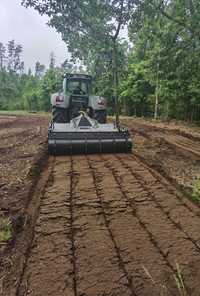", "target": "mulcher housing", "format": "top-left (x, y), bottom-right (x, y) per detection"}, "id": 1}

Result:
top-left (48, 114), bottom-right (132, 155)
